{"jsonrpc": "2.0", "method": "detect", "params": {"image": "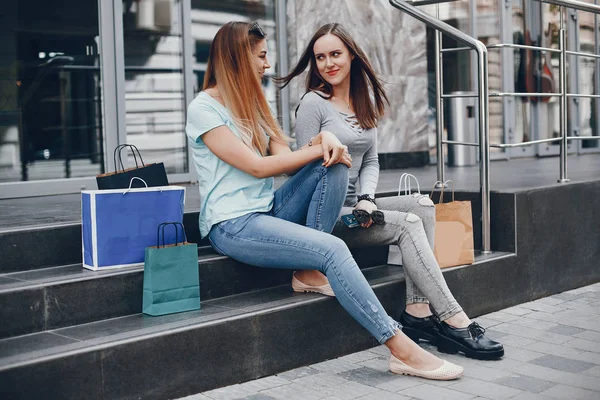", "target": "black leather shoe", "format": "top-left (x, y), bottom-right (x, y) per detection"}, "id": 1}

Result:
top-left (400, 311), bottom-right (440, 345)
top-left (437, 321), bottom-right (504, 360)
